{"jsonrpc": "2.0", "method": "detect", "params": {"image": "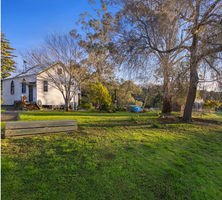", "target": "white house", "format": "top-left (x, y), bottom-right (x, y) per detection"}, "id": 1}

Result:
top-left (2, 61), bottom-right (81, 109)
top-left (198, 81), bottom-right (222, 92)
